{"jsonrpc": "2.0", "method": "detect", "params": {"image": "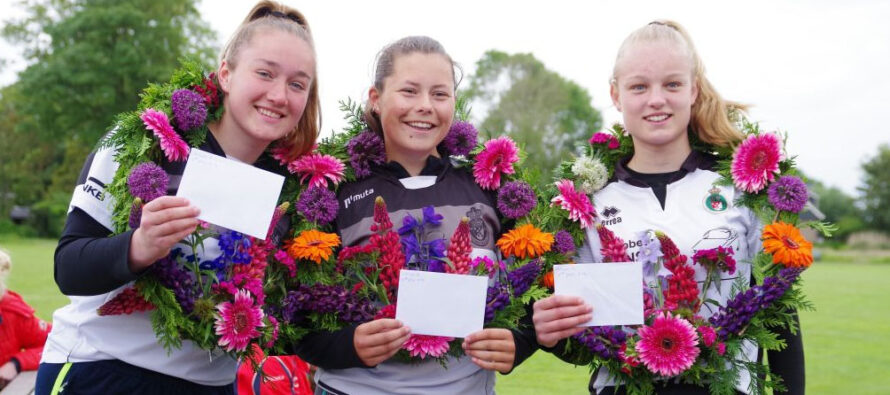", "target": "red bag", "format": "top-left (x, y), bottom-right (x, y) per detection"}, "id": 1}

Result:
top-left (236, 347), bottom-right (313, 395)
